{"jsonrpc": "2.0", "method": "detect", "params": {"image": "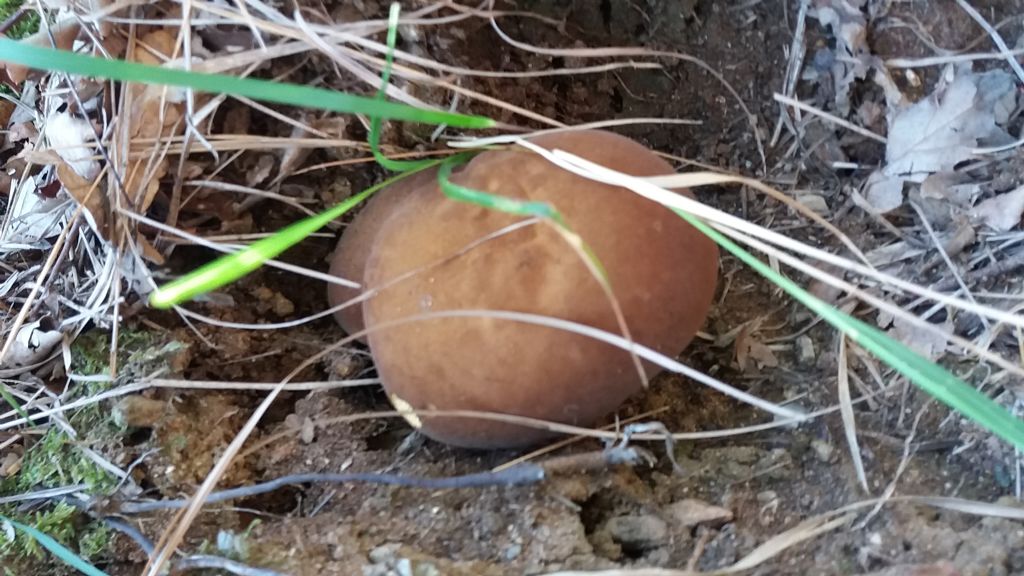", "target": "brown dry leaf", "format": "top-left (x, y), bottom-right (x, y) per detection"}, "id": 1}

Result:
top-left (137, 233), bottom-right (165, 265)
top-left (735, 323), bottom-right (779, 372)
top-left (970, 185), bottom-right (1024, 232)
top-left (127, 155), bottom-right (170, 213)
top-left (122, 30), bottom-right (188, 211)
top-left (132, 29), bottom-right (177, 66)
top-left (0, 100), bottom-right (13, 128)
top-left (56, 159), bottom-right (107, 237)
top-left (223, 106), bottom-right (251, 134)
top-left (7, 122), bottom-right (38, 144)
